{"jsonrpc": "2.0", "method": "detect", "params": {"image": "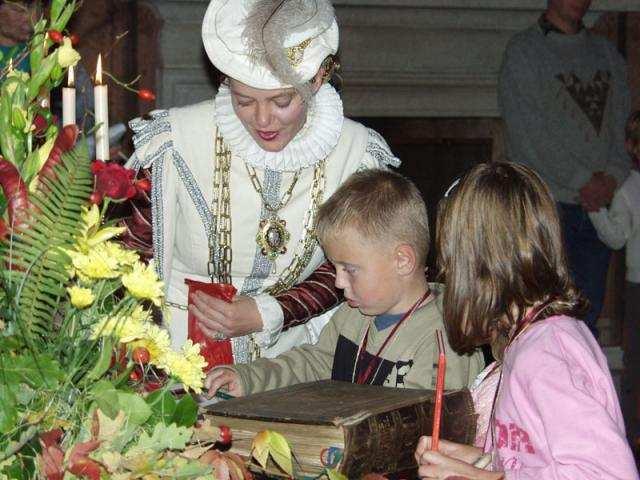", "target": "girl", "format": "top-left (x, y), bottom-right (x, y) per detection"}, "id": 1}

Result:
top-left (415, 162), bottom-right (638, 479)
